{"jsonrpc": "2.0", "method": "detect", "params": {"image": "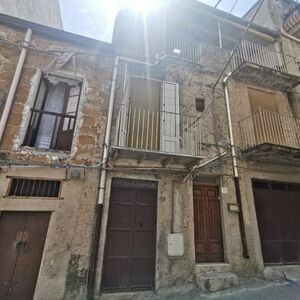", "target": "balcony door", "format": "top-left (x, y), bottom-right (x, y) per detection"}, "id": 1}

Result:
top-left (248, 88), bottom-right (285, 146)
top-left (122, 76), bottom-right (180, 153)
